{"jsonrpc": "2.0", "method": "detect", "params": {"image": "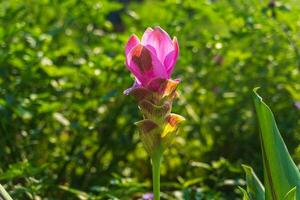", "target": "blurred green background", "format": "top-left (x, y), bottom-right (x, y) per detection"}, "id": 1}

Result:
top-left (1, 0), bottom-right (300, 199)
